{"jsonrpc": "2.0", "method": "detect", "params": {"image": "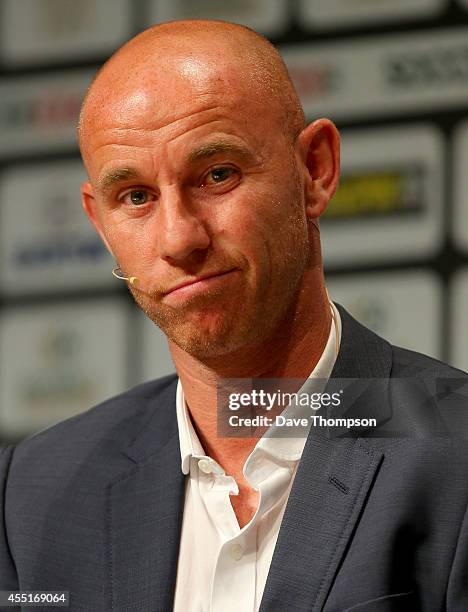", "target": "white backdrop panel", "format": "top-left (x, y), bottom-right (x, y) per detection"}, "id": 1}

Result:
top-left (0, 299), bottom-right (128, 438)
top-left (454, 120), bottom-right (468, 253)
top-left (451, 268), bottom-right (468, 373)
top-left (137, 310), bottom-right (176, 384)
top-left (148, 0), bottom-right (288, 36)
top-left (0, 0), bottom-right (131, 65)
top-left (0, 70), bottom-right (94, 157)
top-left (0, 161), bottom-right (114, 294)
top-left (299, 0), bottom-right (447, 30)
top-left (321, 124), bottom-right (443, 267)
top-left (327, 270), bottom-right (442, 359)
top-left (282, 28), bottom-right (468, 121)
